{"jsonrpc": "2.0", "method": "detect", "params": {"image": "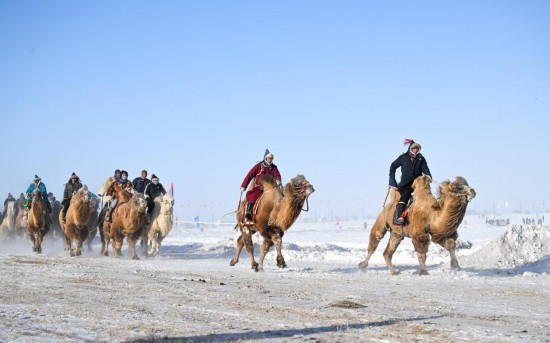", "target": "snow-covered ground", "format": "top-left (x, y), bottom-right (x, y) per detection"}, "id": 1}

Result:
top-left (1, 213), bottom-right (549, 342)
